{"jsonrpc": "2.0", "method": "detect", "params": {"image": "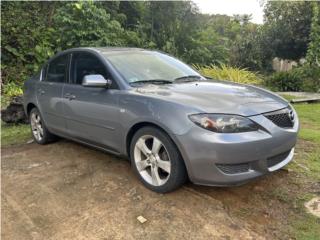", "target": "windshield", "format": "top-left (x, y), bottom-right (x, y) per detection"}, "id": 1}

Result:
top-left (103, 51), bottom-right (201, 84)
